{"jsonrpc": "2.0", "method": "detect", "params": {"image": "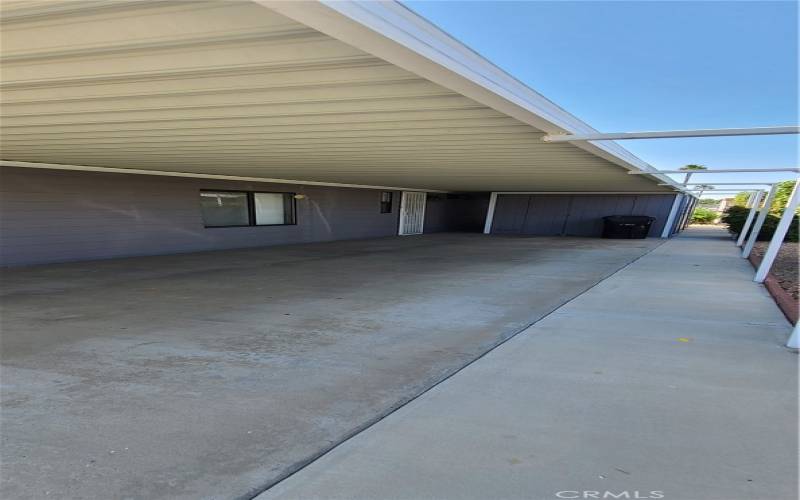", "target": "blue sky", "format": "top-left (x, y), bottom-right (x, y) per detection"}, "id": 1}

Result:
top-left (404, 0), bottom-right (799, 197)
